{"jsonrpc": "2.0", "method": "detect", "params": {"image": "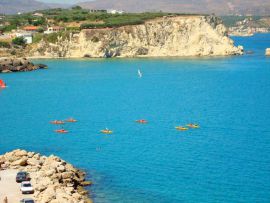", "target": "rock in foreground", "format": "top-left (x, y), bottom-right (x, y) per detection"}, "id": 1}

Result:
top-left (0, 58), bottom-right (47, 73)
top-left (266, 48), bottom-right (270, 56)
top-left (0, 149), bottom-right (92, 203)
